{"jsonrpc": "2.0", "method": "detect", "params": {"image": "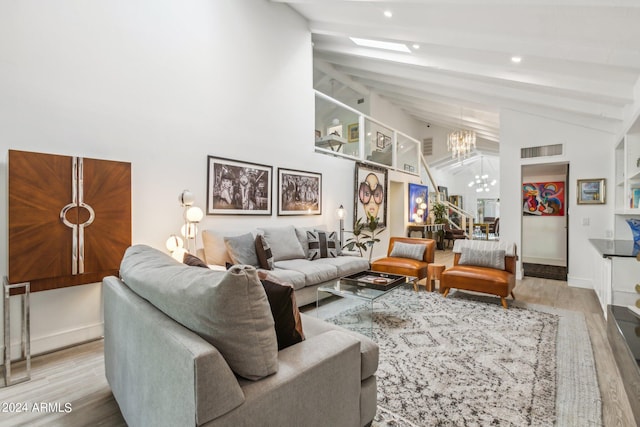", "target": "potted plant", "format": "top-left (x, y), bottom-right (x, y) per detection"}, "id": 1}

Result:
top-left (432, 202), bottom-right (447, 249)
top-left (343, 212), bottom-right (383, 262)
